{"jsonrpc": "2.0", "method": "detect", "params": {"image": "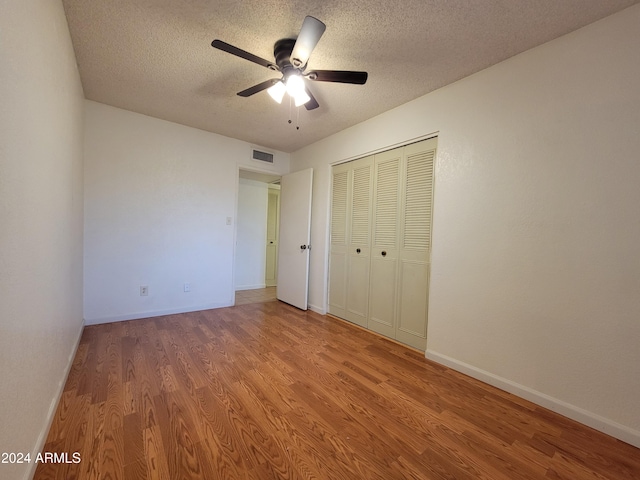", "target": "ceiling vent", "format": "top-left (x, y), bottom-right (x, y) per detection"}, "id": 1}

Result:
top-left (252, 149), bottom-right (274, 164)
